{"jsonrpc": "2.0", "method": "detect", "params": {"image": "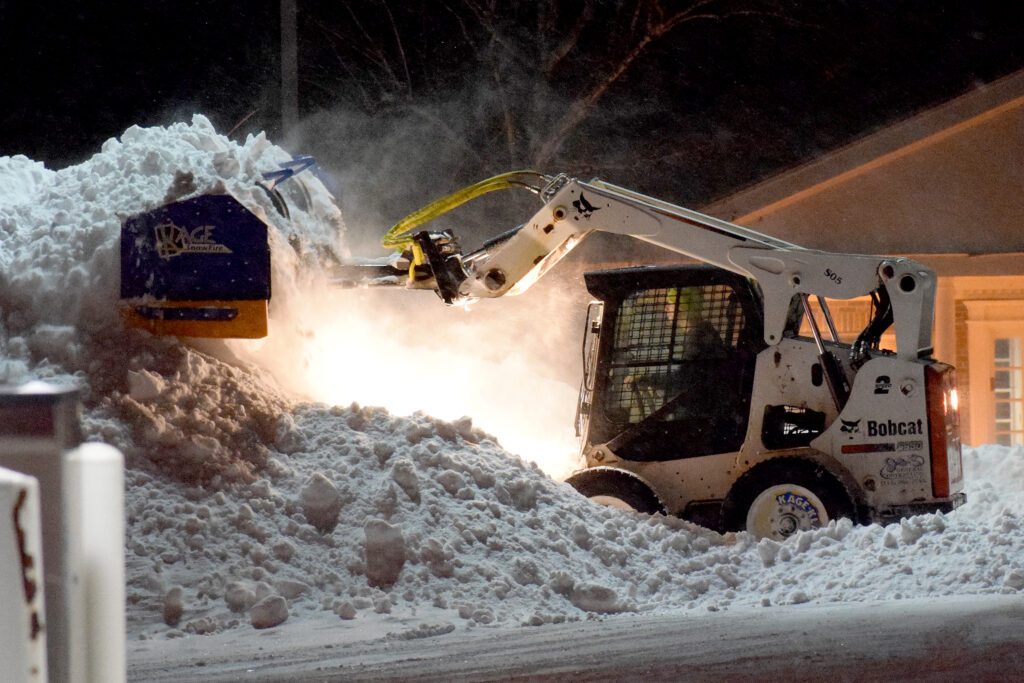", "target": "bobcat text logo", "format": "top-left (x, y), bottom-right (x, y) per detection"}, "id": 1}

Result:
top-left (840, 419), bottom-right (860, 434)
top-left (867, 418), bottom-right (924, 437)
top-left (154, 222), bottom-right (233, 260)
top-left (572, 193), bottom-right (599, 218)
